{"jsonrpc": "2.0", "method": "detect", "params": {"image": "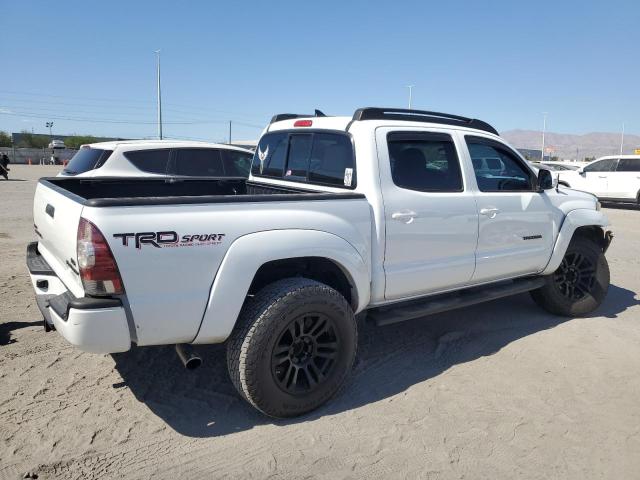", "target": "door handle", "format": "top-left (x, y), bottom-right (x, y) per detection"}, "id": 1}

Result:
top-left (598, 175), bottom-right (607, 178)
top-left (480, 207), bottom-right (500, 219)
top-left (391, 210), bottom-right (416, 224)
